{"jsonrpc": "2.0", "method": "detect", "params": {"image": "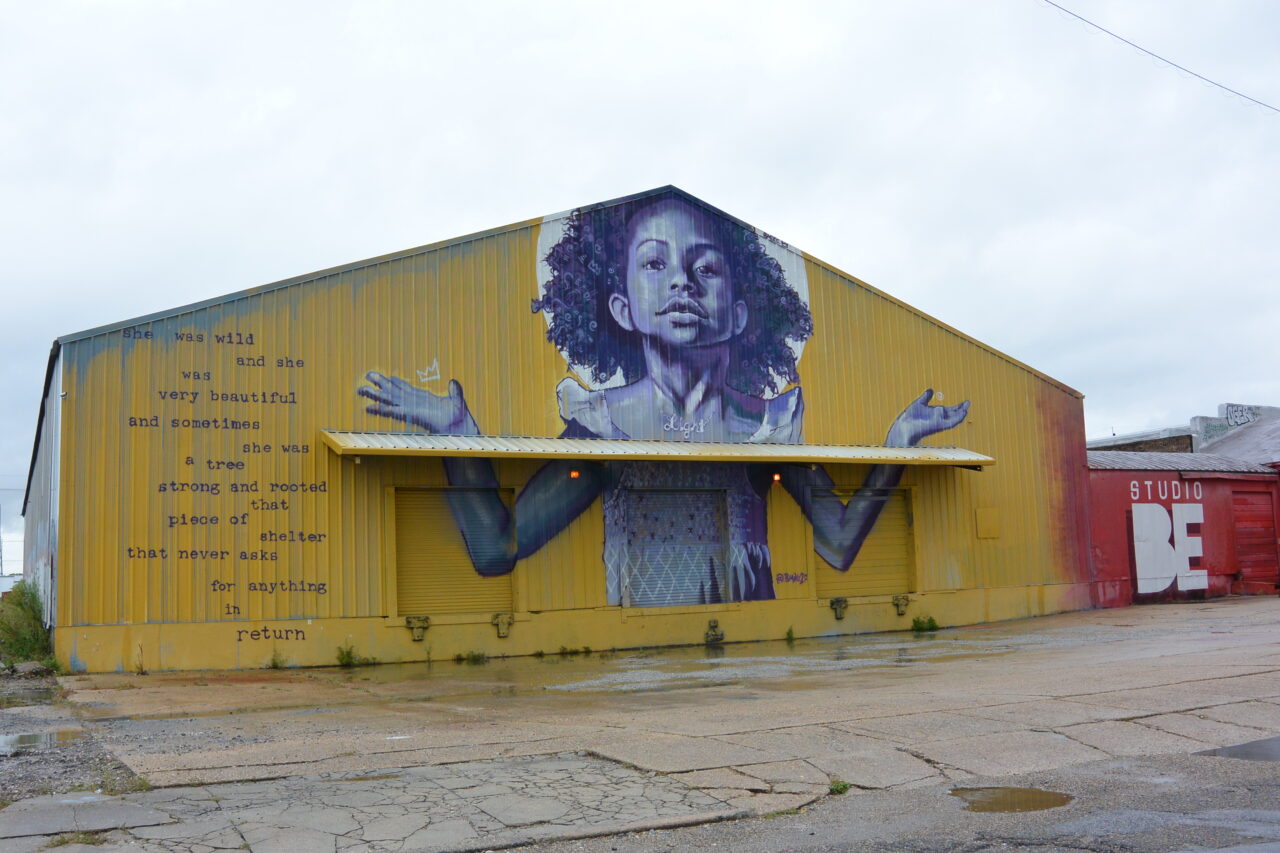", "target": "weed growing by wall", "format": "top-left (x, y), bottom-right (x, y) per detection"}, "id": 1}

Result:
top-left (911, 615), bottom-right (940, 632)
top-left (0, 581), bottom-right (51, 664)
